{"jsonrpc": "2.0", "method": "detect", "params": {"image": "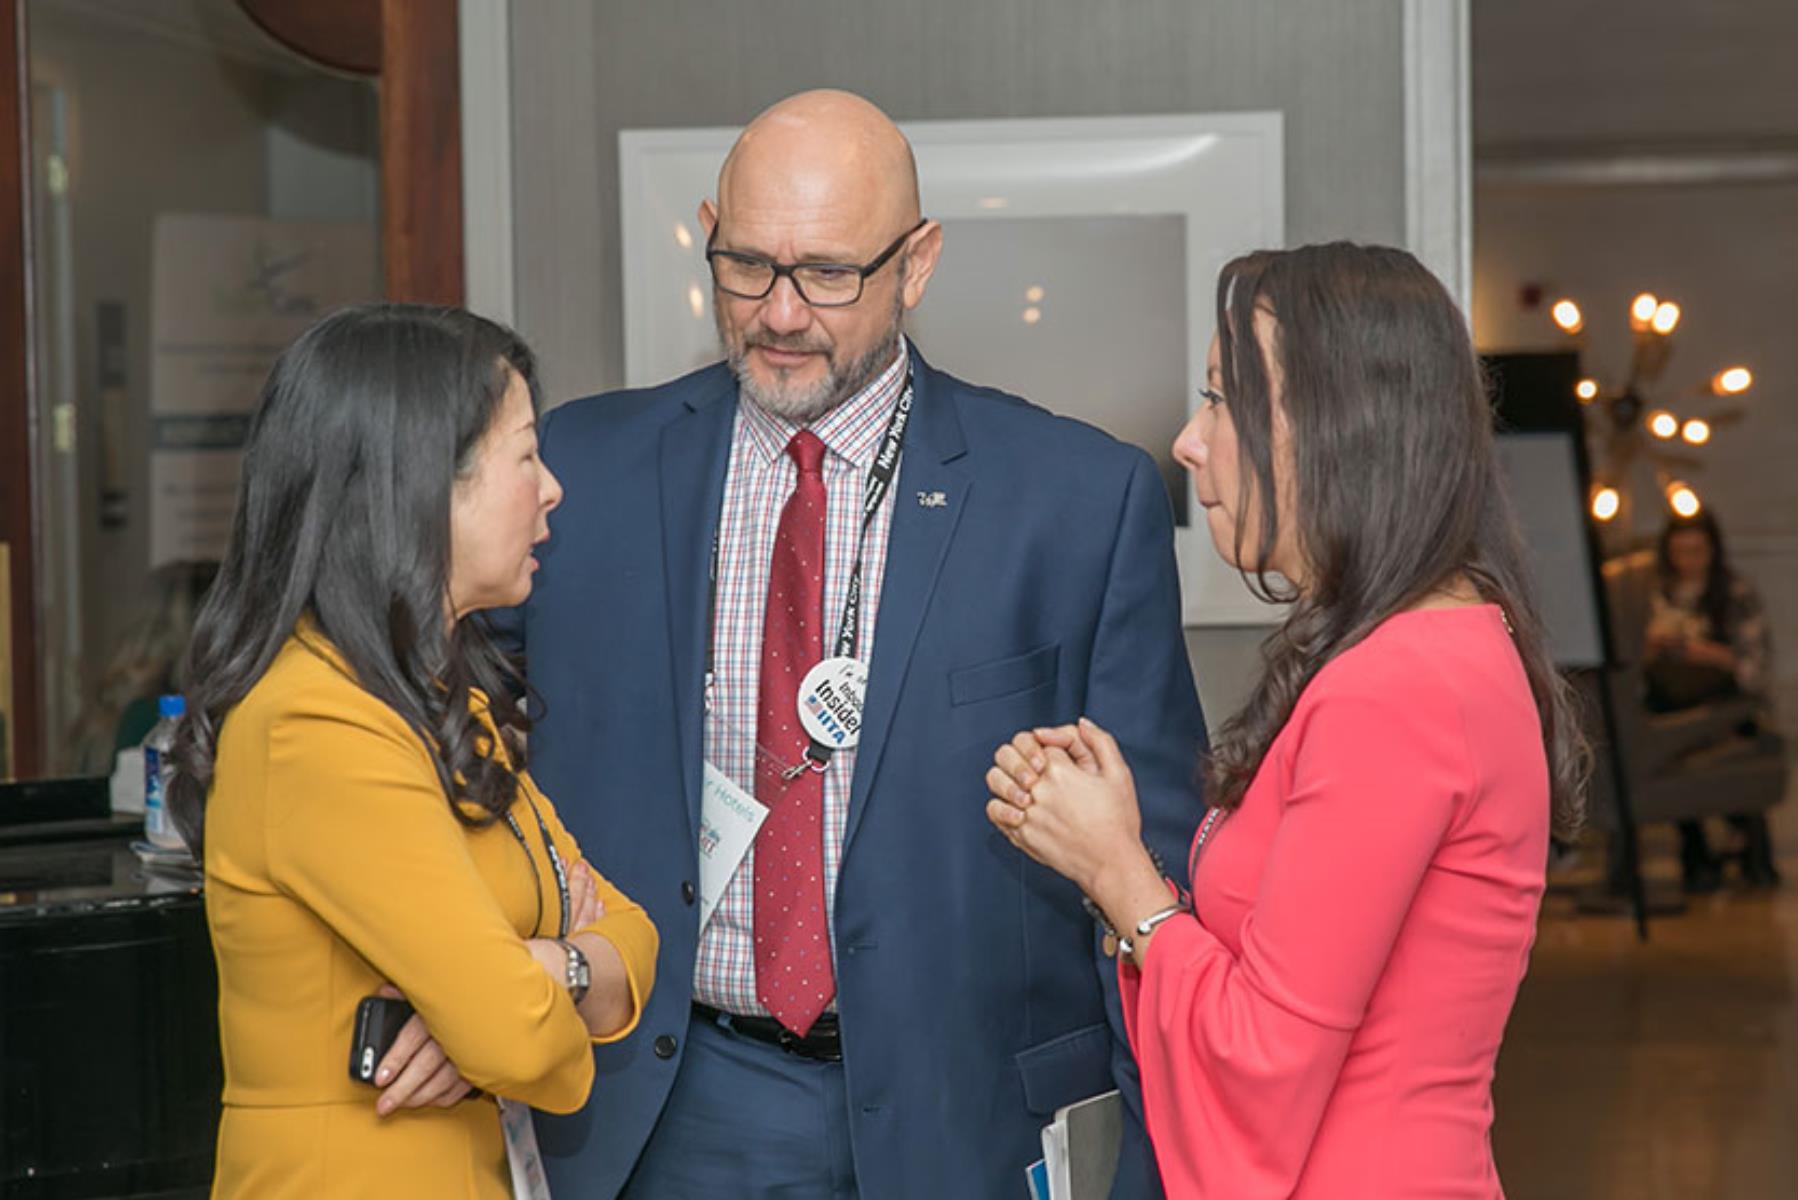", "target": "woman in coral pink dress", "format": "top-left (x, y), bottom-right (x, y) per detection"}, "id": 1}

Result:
top-left (988, 243), bottom-right (1586, 1198)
